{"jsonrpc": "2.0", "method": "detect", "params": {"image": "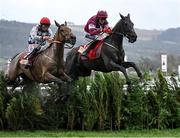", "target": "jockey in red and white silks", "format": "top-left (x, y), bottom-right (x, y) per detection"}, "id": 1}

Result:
top-left (20, 17), bottom-right (53, 68)
top-left (28, 17), bottom-right (53, 53)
